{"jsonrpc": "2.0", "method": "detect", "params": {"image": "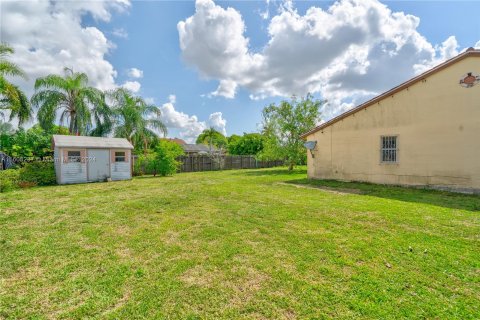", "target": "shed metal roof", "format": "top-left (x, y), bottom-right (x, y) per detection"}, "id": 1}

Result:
top-left (53, 135), bottom-right (134, 149)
